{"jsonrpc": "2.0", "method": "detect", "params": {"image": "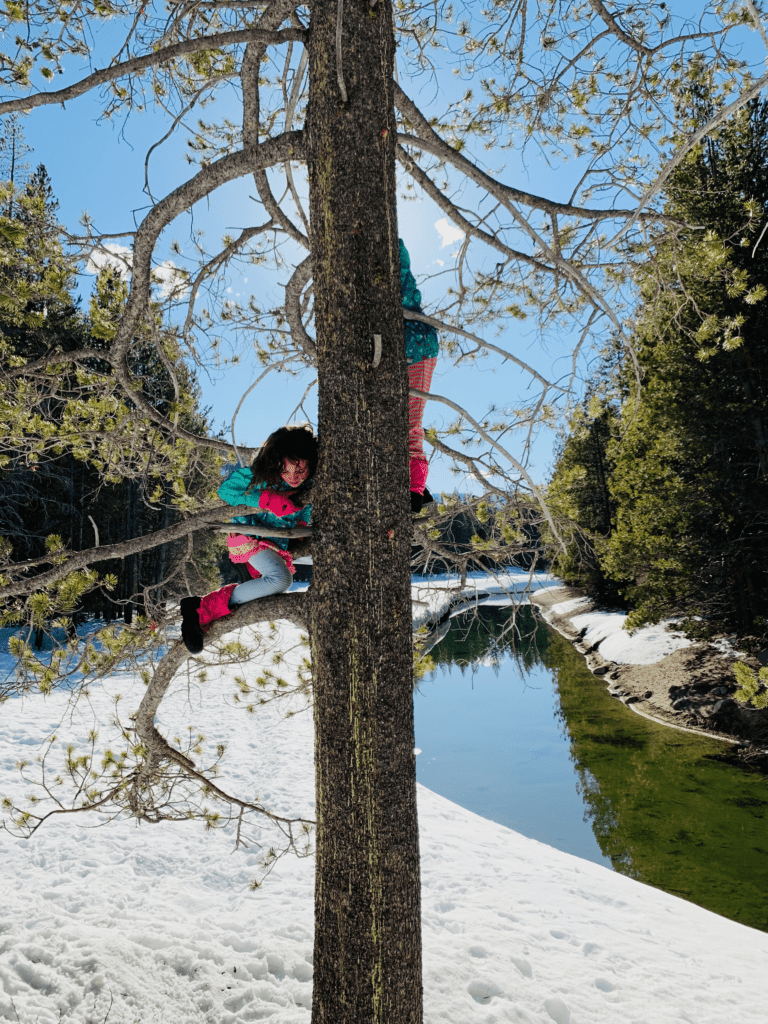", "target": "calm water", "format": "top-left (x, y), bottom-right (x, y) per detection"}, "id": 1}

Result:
top-left (414, 604), bottom-right (768, 931)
